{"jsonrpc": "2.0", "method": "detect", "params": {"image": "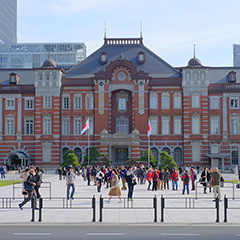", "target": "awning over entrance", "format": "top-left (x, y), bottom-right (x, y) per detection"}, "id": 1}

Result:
top-left (8, 151), bottom-right (30, 167)
top-left (204, 153), bottom-right (229, 172)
